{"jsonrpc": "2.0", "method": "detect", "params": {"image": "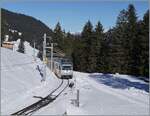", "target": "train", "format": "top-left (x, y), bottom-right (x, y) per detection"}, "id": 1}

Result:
top-left (53, 58), bottom-right (73, 79)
